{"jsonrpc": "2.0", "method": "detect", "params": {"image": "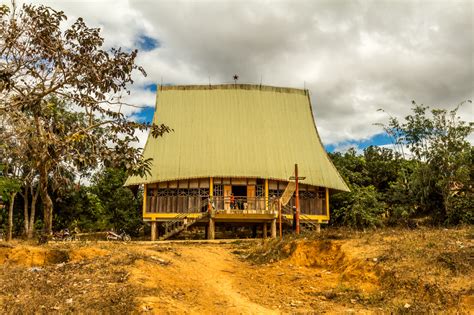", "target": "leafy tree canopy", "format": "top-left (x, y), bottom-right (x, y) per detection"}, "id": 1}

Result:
top-left (0, 3), bottom-right (171, 233)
